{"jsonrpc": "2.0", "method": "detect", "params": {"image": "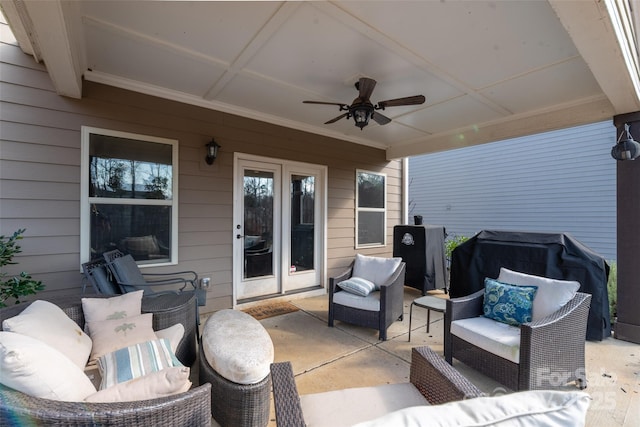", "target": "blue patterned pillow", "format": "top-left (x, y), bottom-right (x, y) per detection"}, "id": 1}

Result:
top-left (483, 278), bottom-right (538, 326)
